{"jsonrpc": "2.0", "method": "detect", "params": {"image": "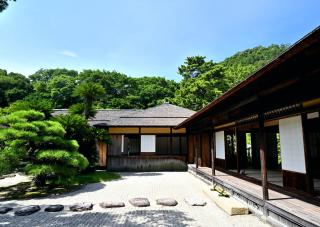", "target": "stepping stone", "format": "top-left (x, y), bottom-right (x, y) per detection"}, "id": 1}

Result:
top-left (44, 205), bottom-right (64, 212)
top-left (14, 205), bottom-right (41, 216)
top-left (100, 201), bottom-right (125, 208)
top-left (69, 202), bottom-right (93, 212)
top-left (129, 198), bottom-right (150, 207)
top-left (184, 197), bottom-right (207, 206)
top-left (156, 198), bottom-right (178, 206)
top-left (203, 187), bottom-right (249, 216)
top-left (0, 207), bottom-right (13, 214)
